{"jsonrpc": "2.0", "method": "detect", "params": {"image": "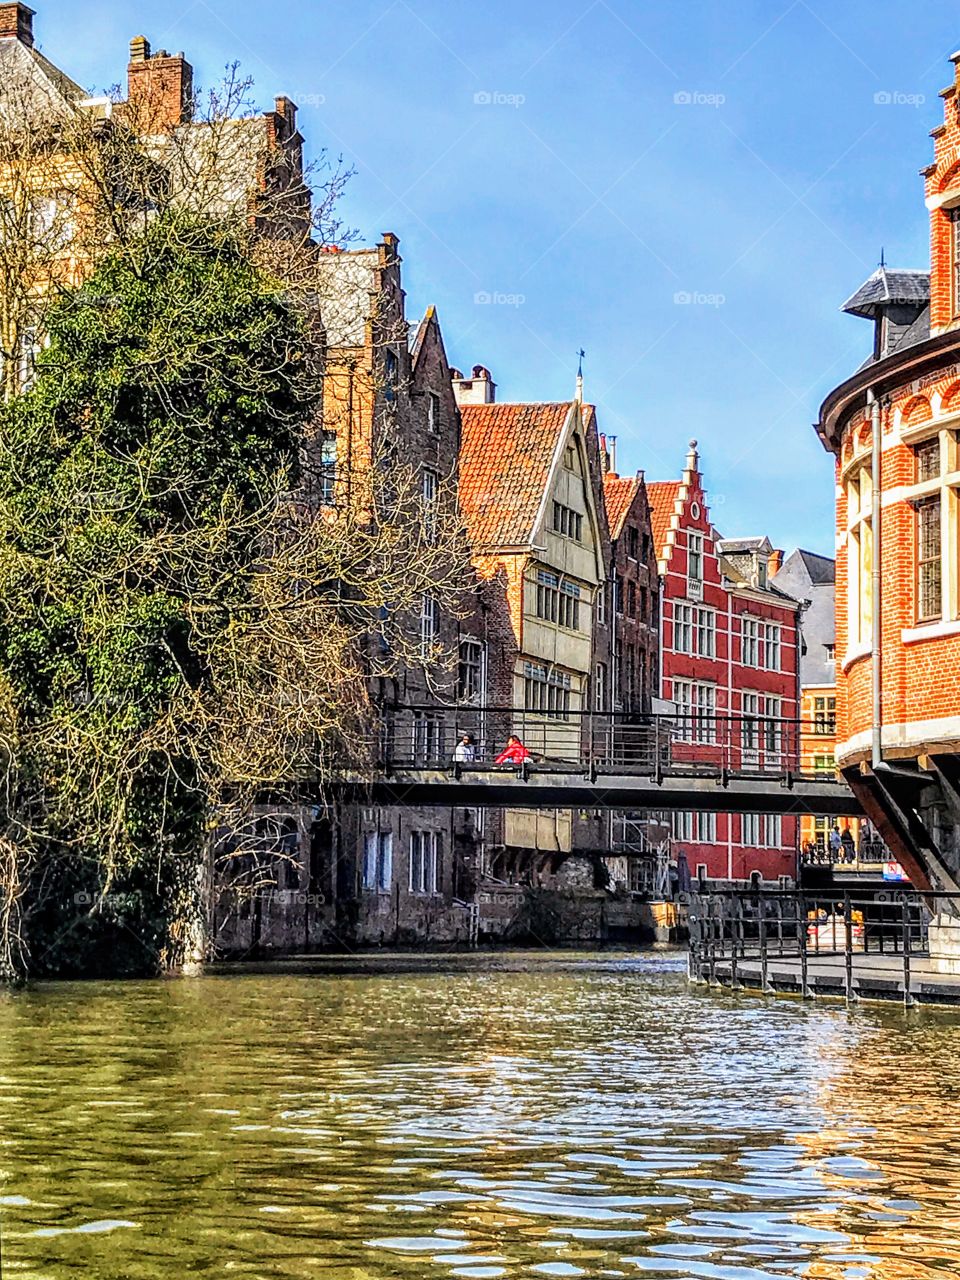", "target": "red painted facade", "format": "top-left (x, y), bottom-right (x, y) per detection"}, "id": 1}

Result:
top-left (651, 443), bottom-right (802, 882)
